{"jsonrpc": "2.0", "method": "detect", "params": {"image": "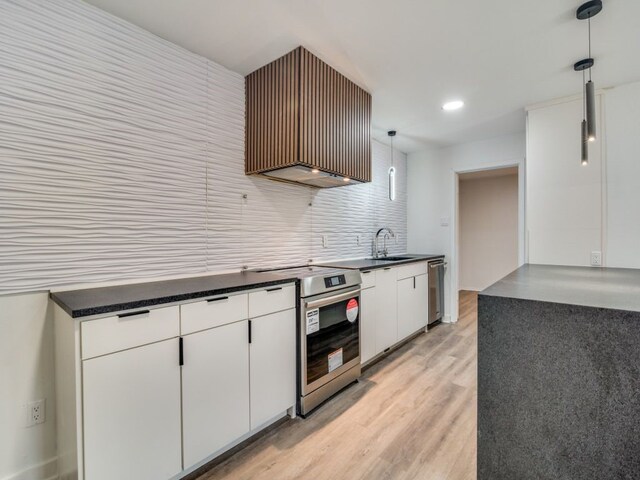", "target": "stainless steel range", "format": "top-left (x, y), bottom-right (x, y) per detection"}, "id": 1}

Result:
top-left (257, 265), bottom-right (362, 416)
